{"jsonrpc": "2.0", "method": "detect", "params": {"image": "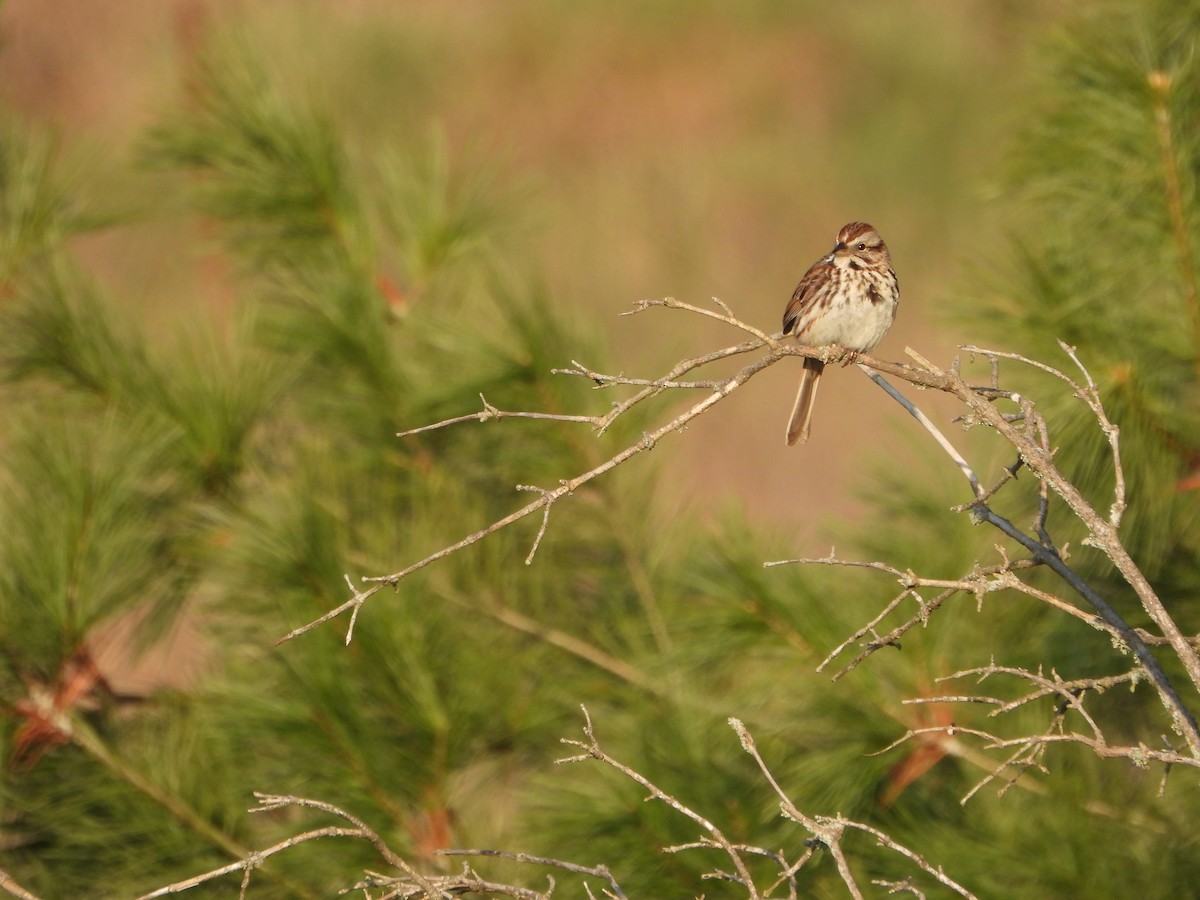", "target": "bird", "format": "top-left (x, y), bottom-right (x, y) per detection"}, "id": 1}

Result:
top-left (781, 222), bottom-right (898, 445)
